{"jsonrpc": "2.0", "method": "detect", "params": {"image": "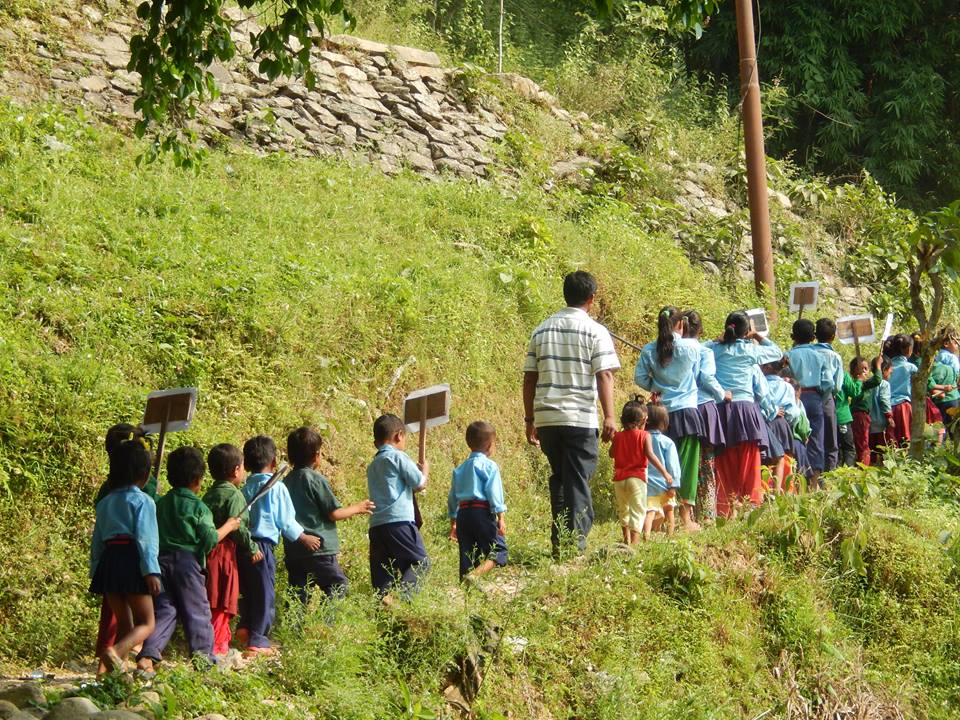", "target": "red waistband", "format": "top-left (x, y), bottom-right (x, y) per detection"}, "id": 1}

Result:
top-left (105, 535), bottom-right (133, 545)
top-left (458, 500), bottom-right (490, 509)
